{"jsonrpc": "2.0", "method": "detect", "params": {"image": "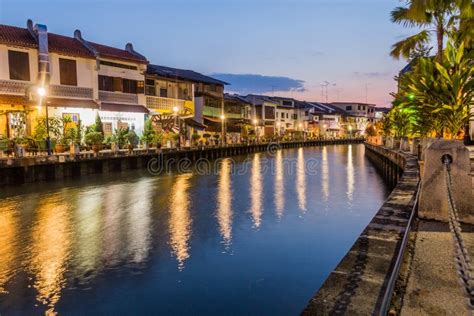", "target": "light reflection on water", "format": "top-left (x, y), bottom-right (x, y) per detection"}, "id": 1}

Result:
top-left (0, 144), bottom-right (390, 315)
top-left (216, 158), bottom-right (233, 249)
